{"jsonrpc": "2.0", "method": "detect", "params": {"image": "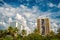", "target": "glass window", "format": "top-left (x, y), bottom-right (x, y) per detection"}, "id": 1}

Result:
top-left (42, 26), bottom-right (45, 35)
top-left (41, 19), bottom-right (44, 25)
